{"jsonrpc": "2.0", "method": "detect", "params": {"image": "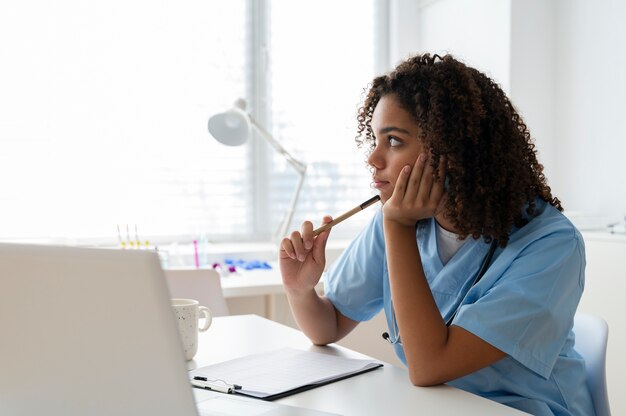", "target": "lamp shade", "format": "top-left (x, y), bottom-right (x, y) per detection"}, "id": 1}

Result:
top-left (208, 107), bottom-right (251, 146)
